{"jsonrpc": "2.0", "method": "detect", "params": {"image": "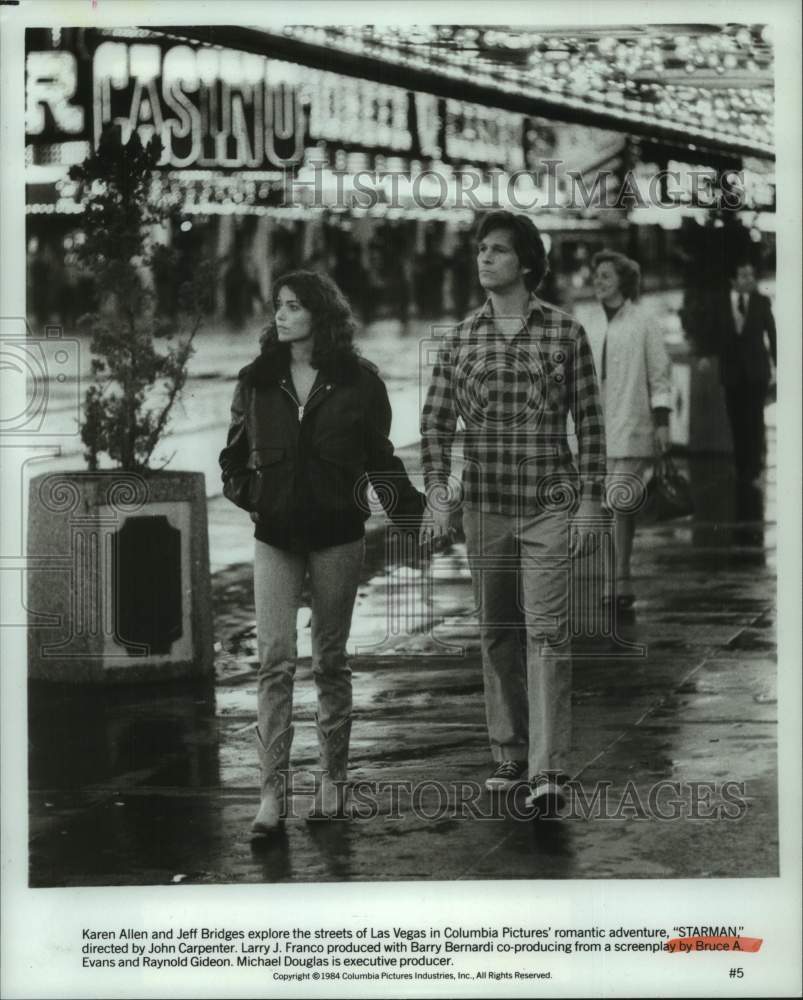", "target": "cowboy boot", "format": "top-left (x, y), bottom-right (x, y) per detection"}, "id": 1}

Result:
top-left (308, 716), bottom-right (351, 820)
top-left (251, 724), bottom-right (294, 838)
